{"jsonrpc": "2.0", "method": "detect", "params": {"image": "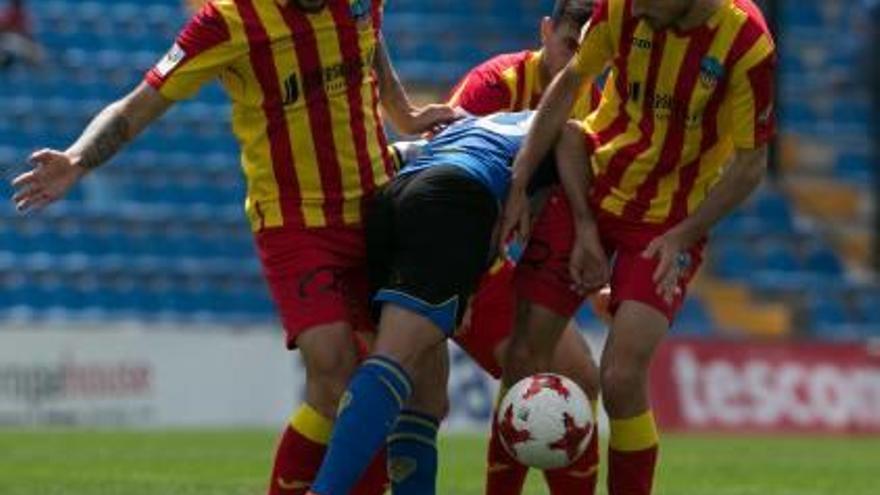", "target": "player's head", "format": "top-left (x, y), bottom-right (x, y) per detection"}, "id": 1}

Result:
top-left (633, 0), bottom-right (696, 30)
top-left (540, 0), bottom-right (594, 76)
